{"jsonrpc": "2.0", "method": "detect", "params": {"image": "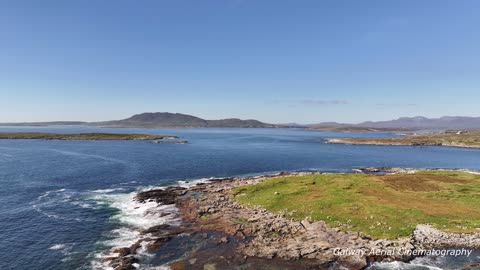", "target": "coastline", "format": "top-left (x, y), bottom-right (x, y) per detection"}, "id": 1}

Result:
top-left (102, 170), bottom-right (480, 270)
top-left (324, 134), bottom-right (480, 149)
top-left (323, 138), bottom-right (480, 149)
